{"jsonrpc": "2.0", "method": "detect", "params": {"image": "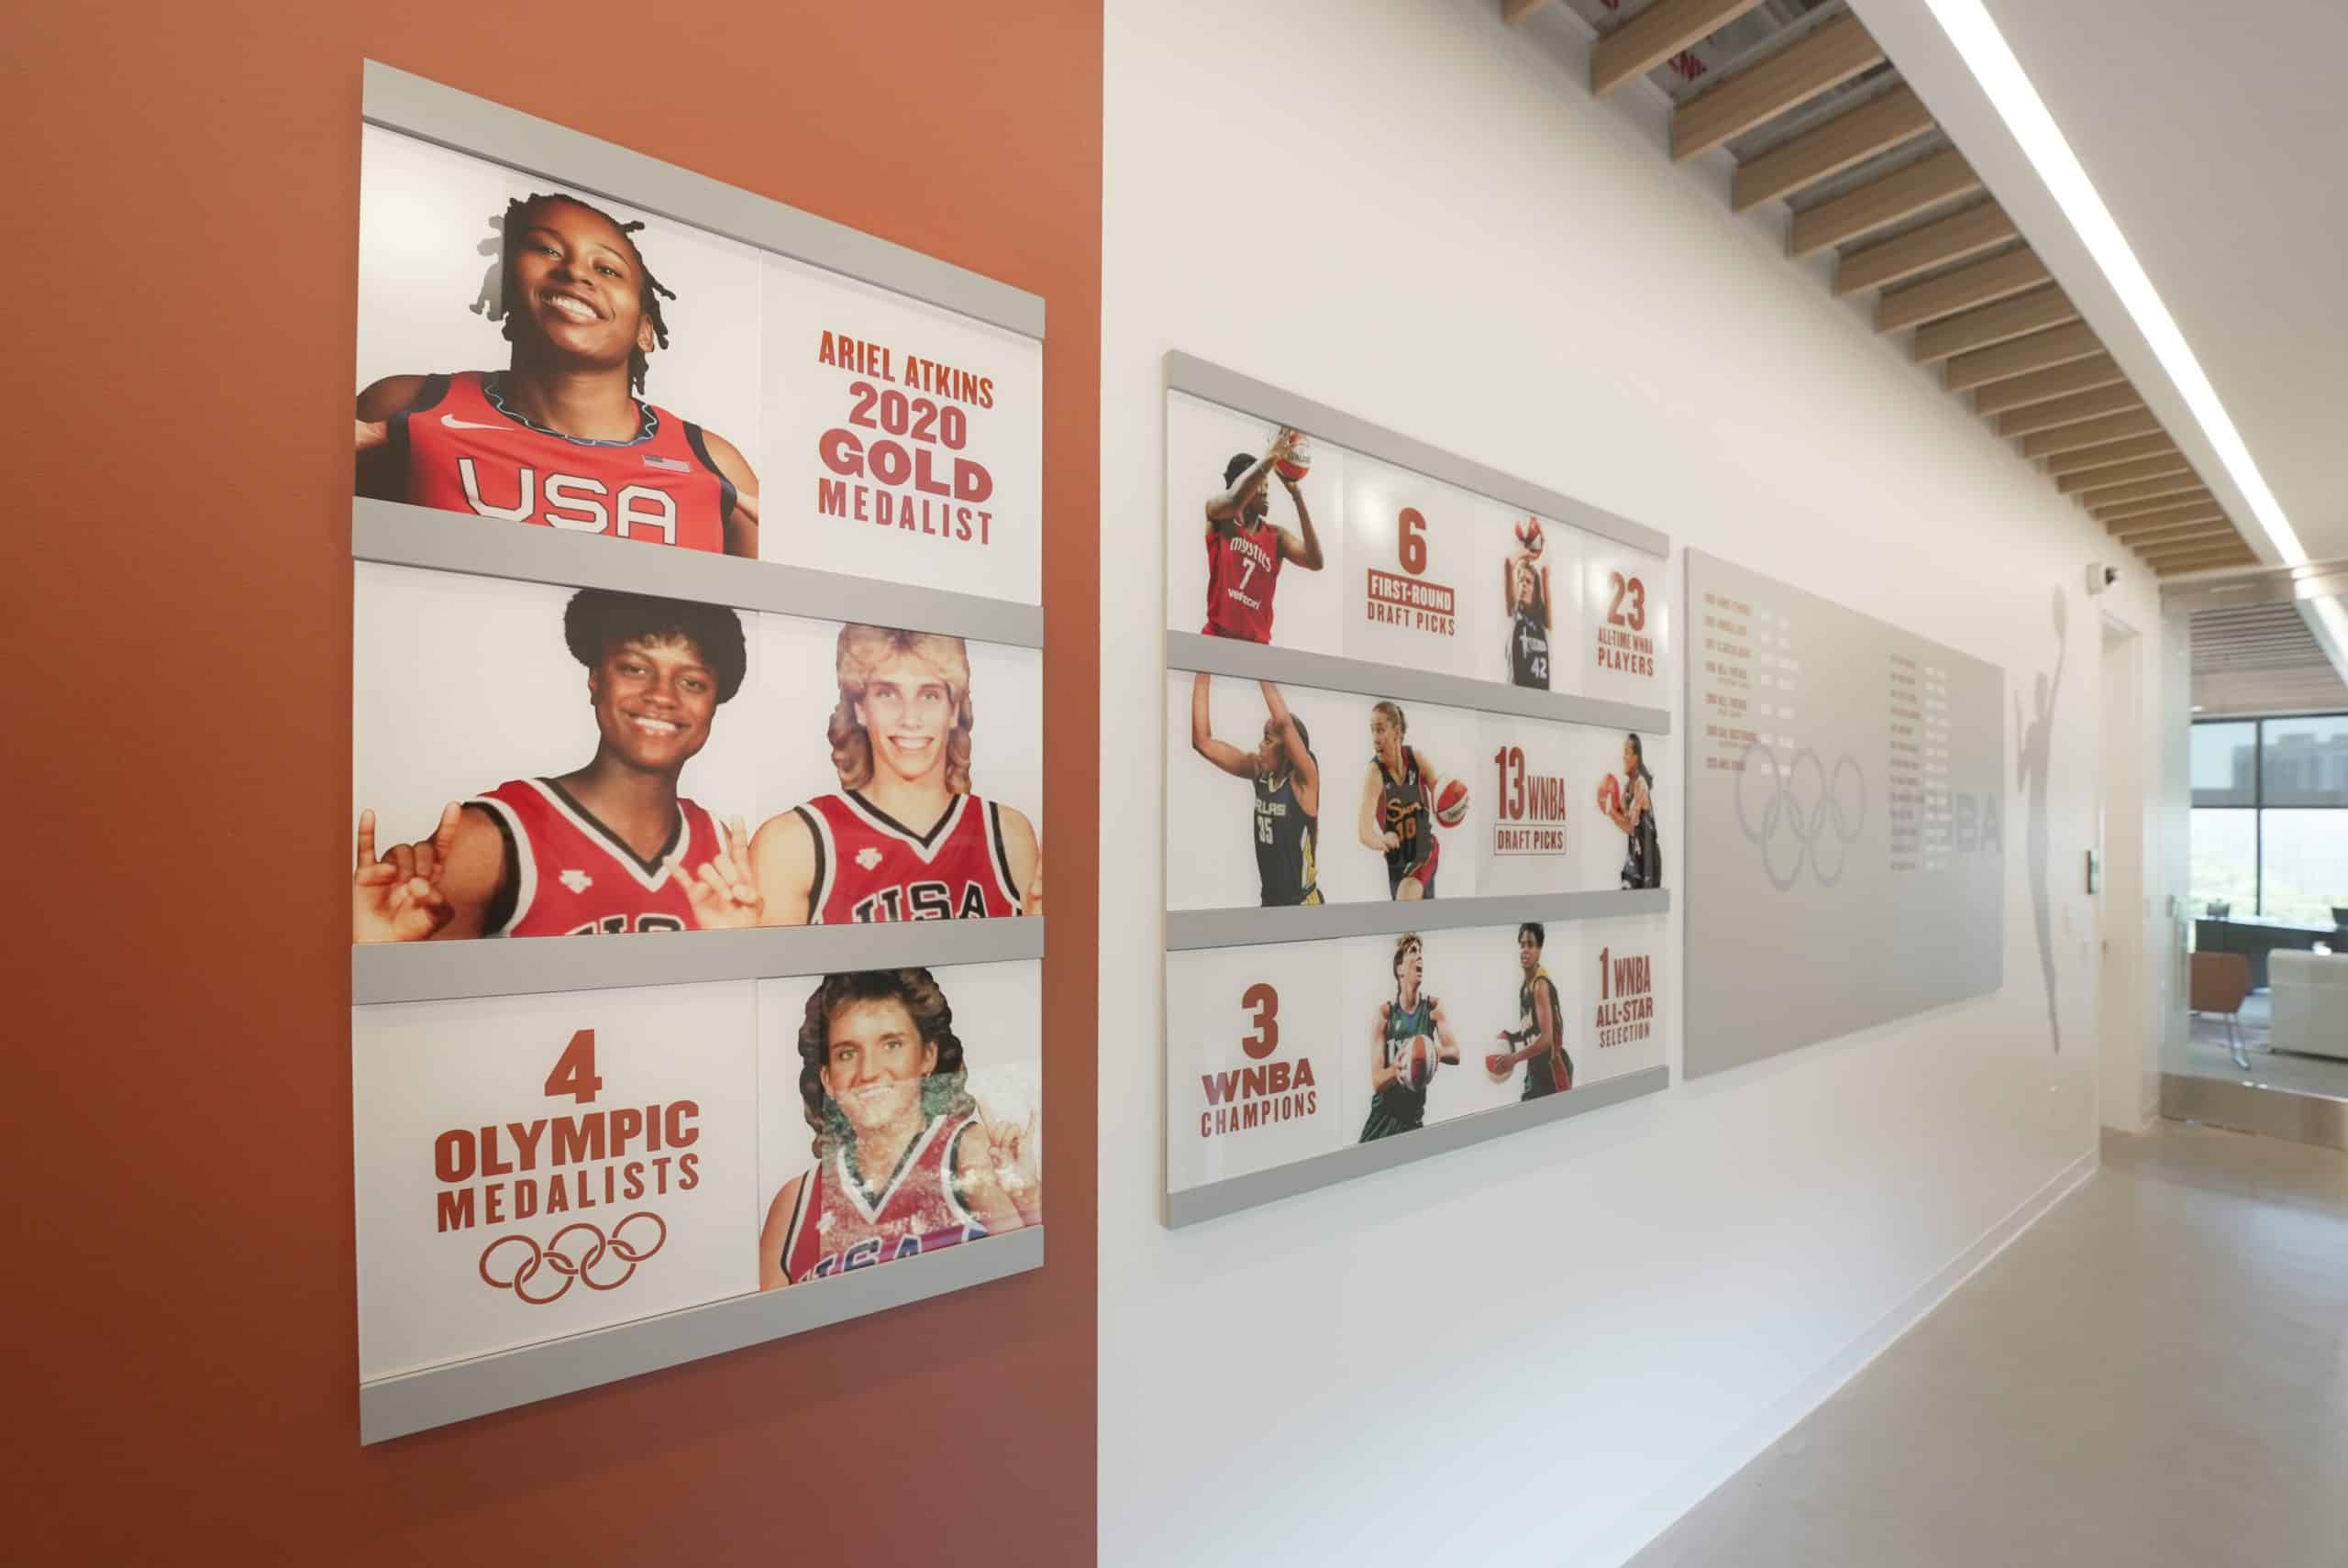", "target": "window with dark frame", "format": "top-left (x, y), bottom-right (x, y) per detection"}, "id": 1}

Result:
top-left (2191, 713), bottom-right (2348, 925)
